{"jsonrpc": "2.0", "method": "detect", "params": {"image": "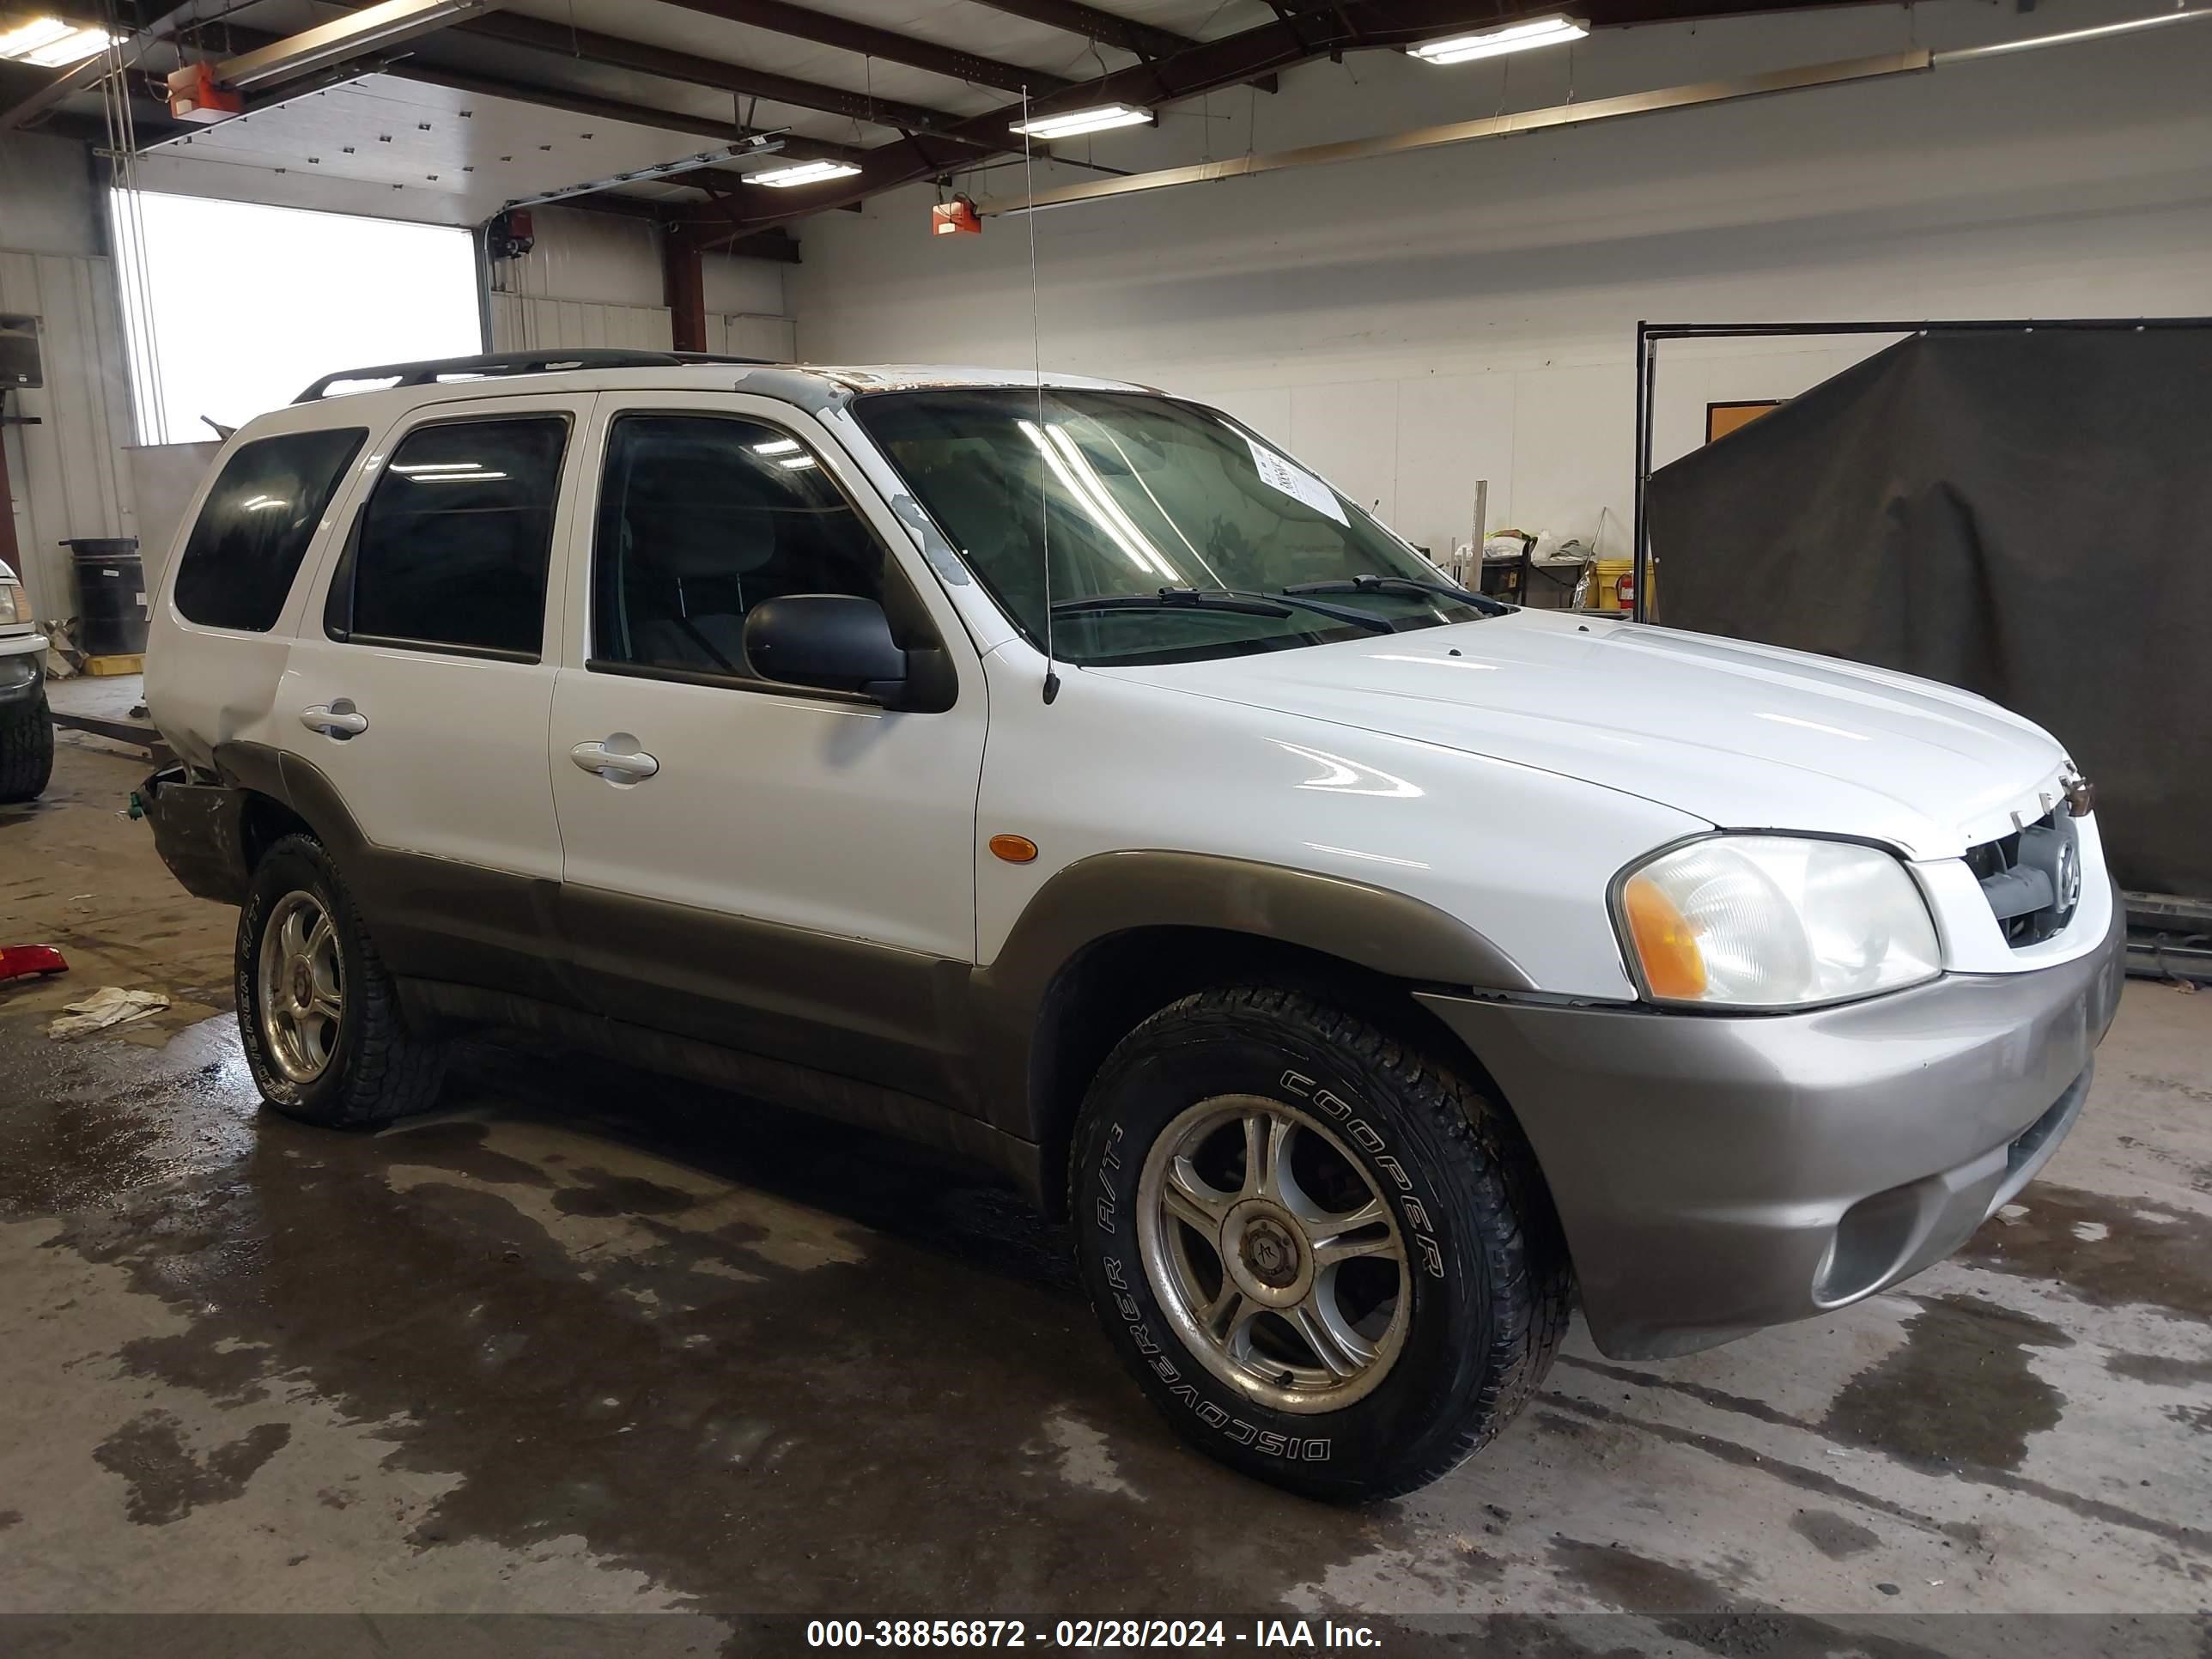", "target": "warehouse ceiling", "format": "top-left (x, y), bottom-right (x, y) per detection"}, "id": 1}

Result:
top-left (1, 0), bottom-right (1876, 247)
